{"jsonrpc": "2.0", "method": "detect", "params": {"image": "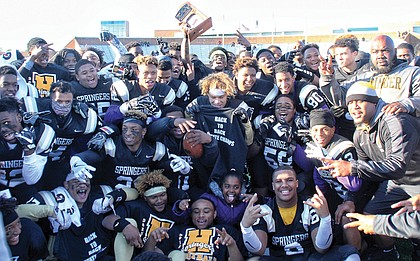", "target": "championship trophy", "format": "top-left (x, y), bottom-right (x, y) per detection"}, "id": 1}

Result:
top-left (175, 2), bottom-right (213, 41)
